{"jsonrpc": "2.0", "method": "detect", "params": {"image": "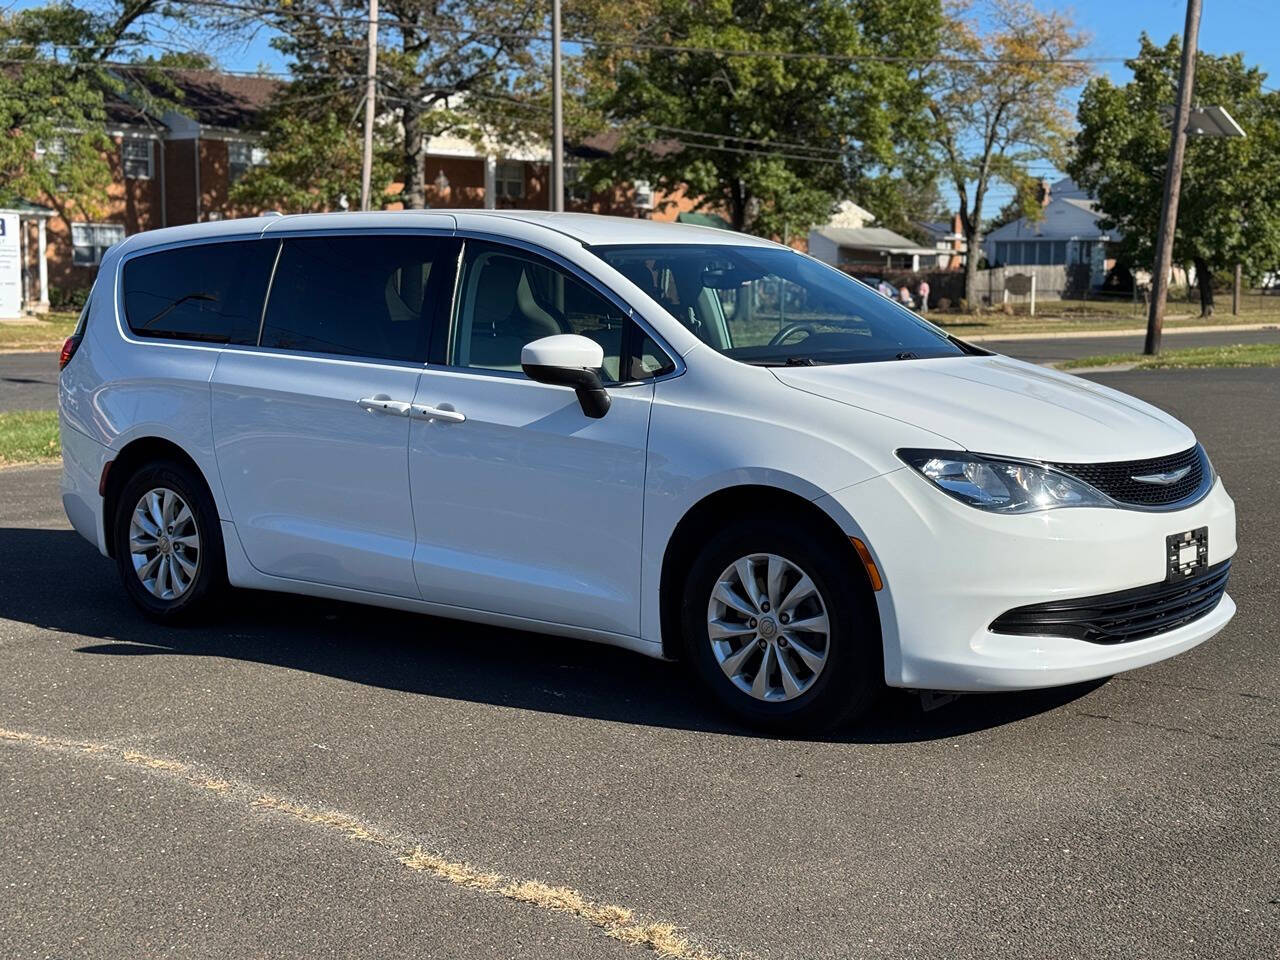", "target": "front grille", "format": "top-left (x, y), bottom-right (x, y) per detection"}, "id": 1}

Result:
top-left (1048, 445), bottom-right (1207, 507)
top-left (990, 561), bottom-right (1231, 645)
